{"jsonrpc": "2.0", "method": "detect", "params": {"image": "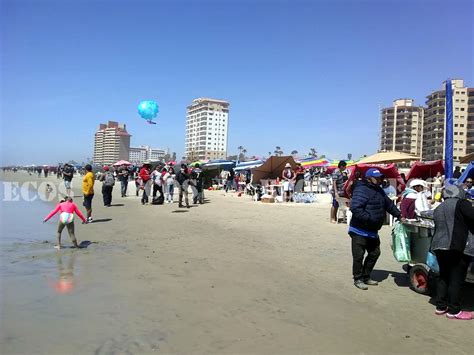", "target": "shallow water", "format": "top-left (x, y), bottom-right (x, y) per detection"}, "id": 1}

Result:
top-left (0, 182), bottom-right (165, 354)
